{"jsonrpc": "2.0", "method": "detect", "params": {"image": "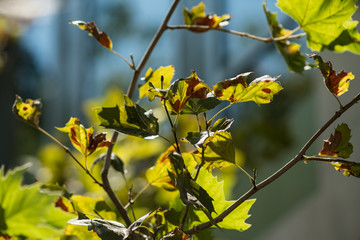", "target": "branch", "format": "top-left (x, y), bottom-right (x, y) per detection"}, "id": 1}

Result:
top-left (304, 155), bottom-right (359, 165)
top-left (166, 25), bottom-right (306, 43)
top-left (185, 91), bottom-right (360, 235)
top-left (126, 0), bottom-right (180, 99)
top-left (101, 131), bottom-right (132, 227)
